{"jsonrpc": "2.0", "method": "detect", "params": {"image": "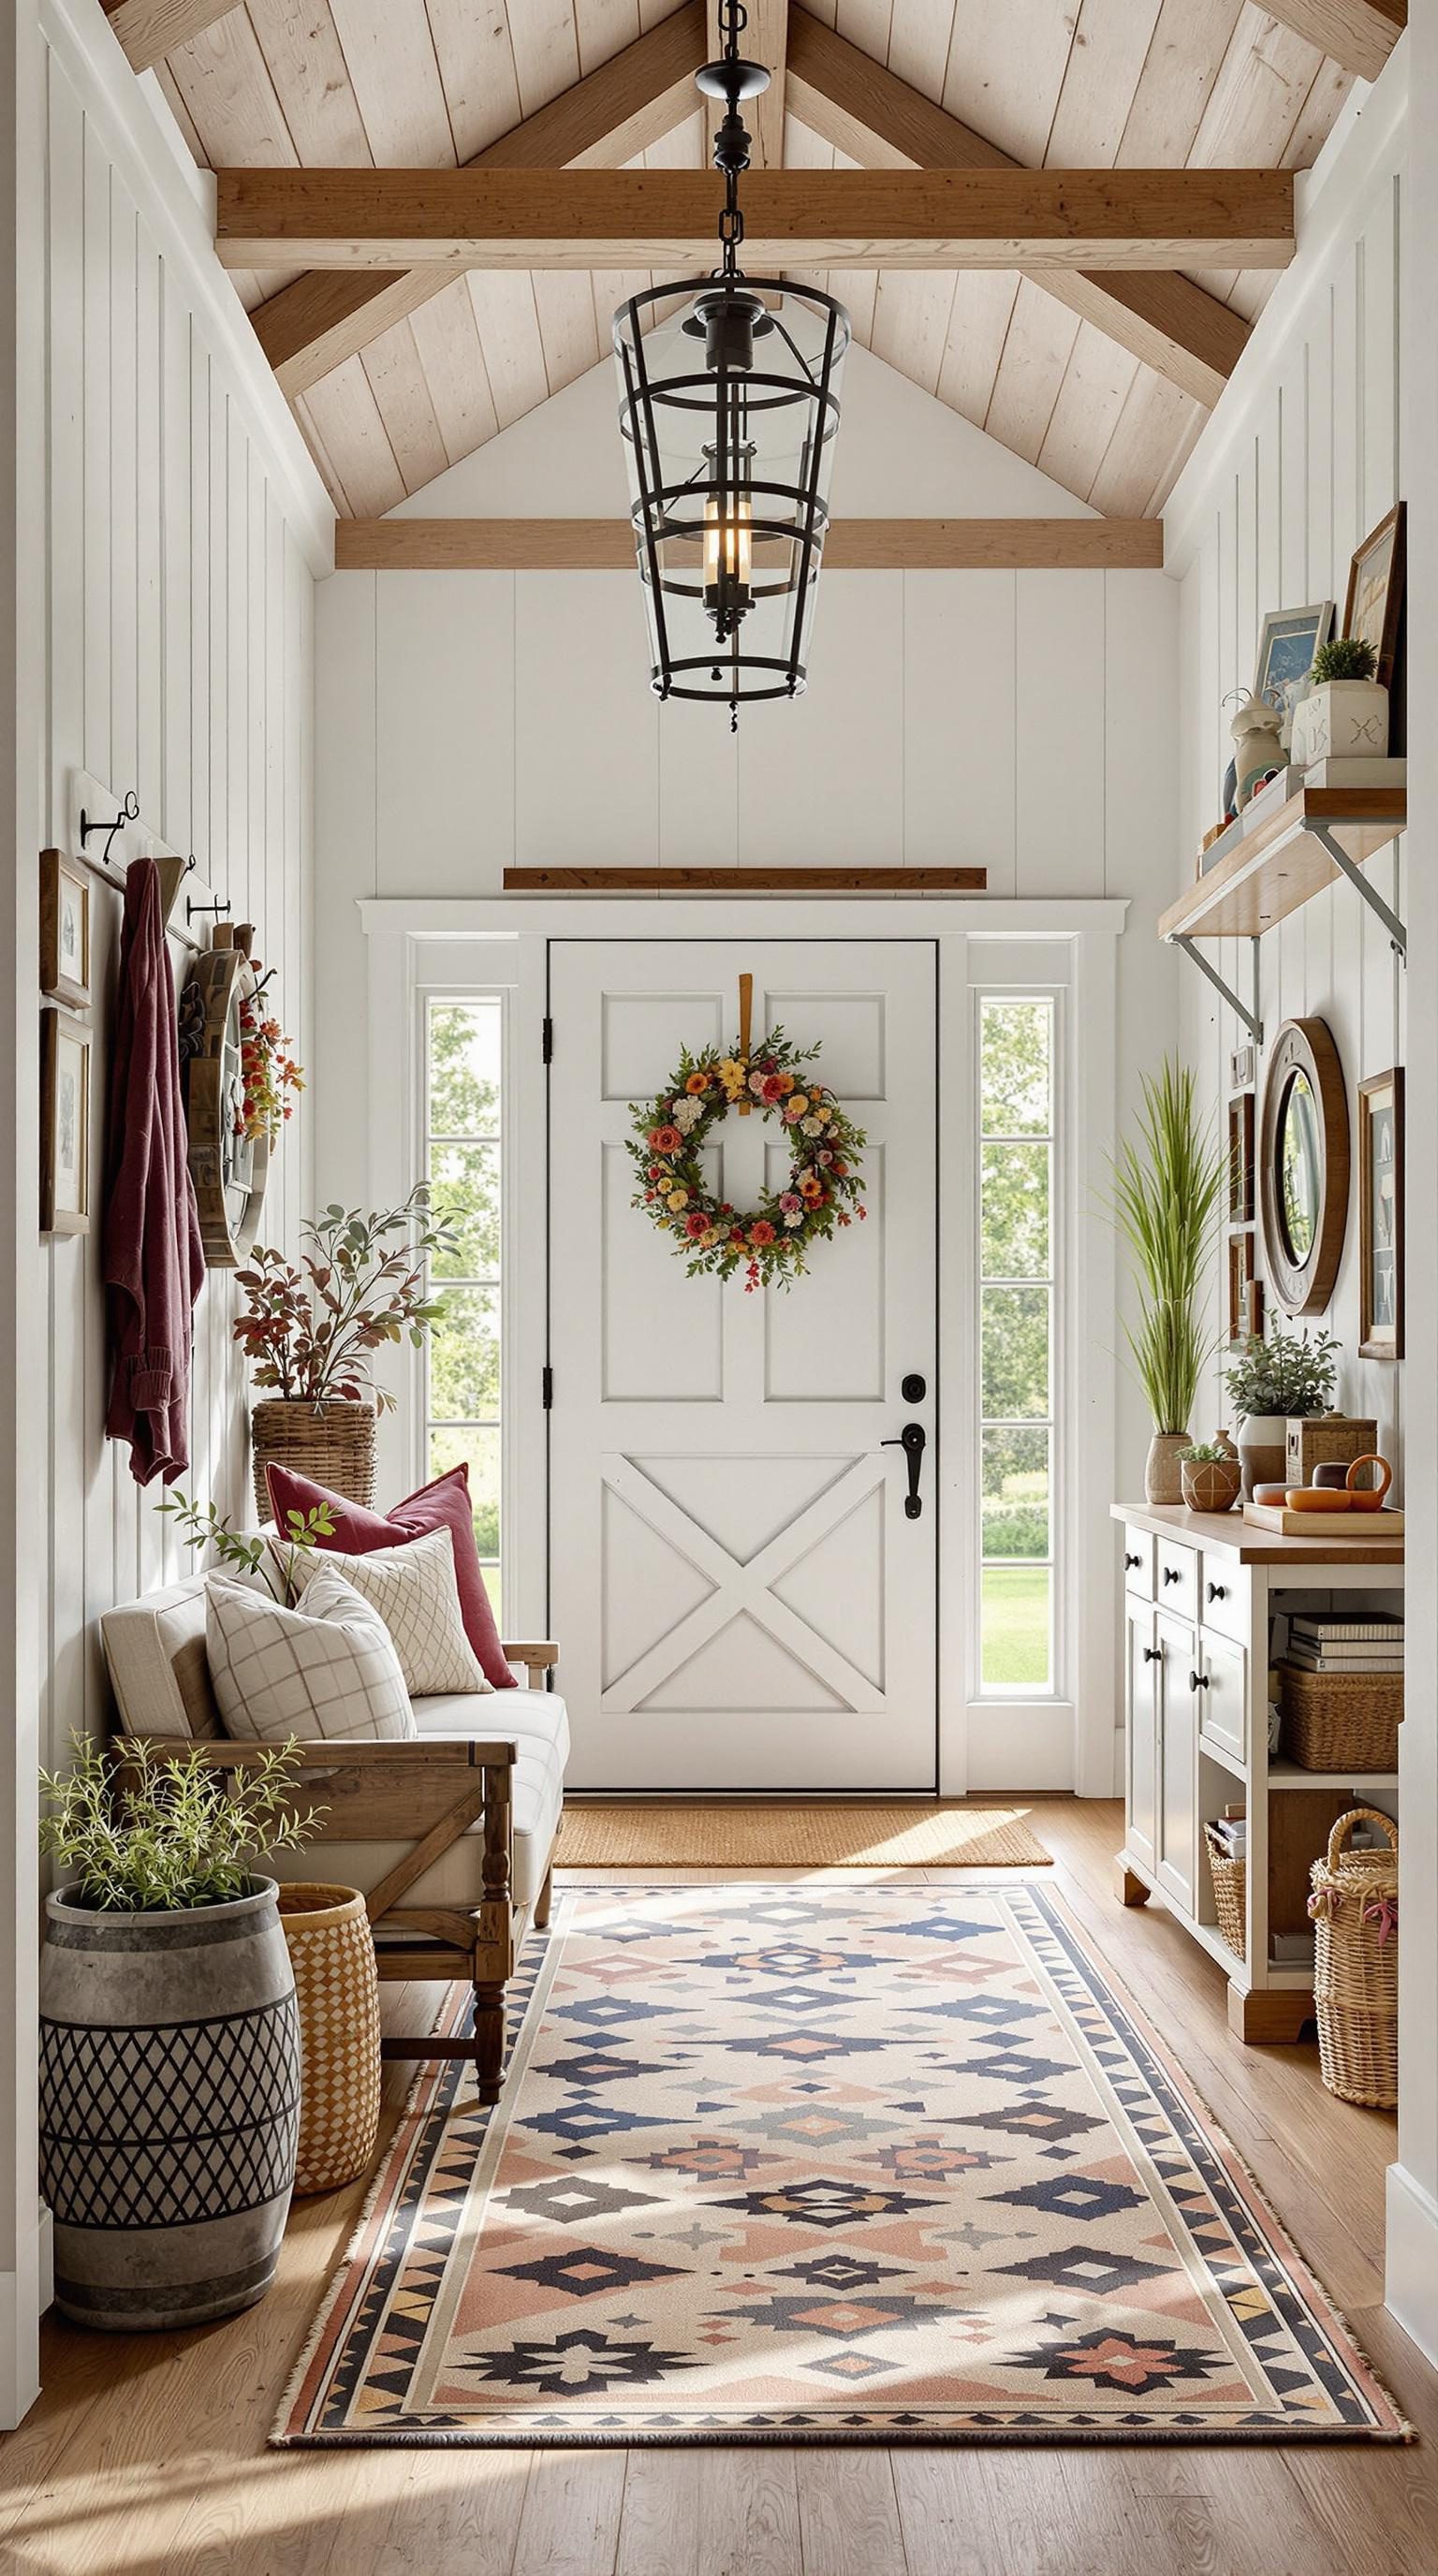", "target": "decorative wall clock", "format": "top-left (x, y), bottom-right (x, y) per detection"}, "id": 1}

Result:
top-left (182, 928), bottom-right (271, 1267)
top-left (628, 974), bottom-right (867, 1291)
